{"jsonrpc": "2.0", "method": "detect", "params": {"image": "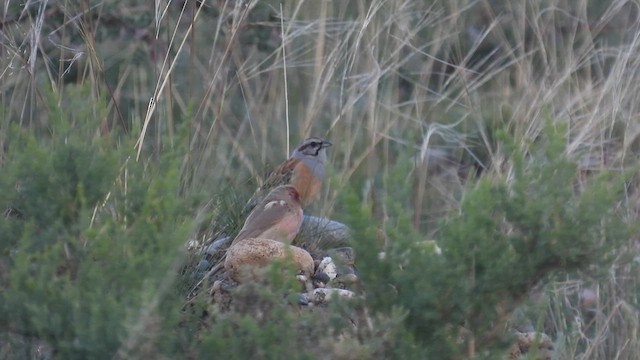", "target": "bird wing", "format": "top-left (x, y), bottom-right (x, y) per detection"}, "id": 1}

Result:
top-left (233, 199), bottom-right (295, 244)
